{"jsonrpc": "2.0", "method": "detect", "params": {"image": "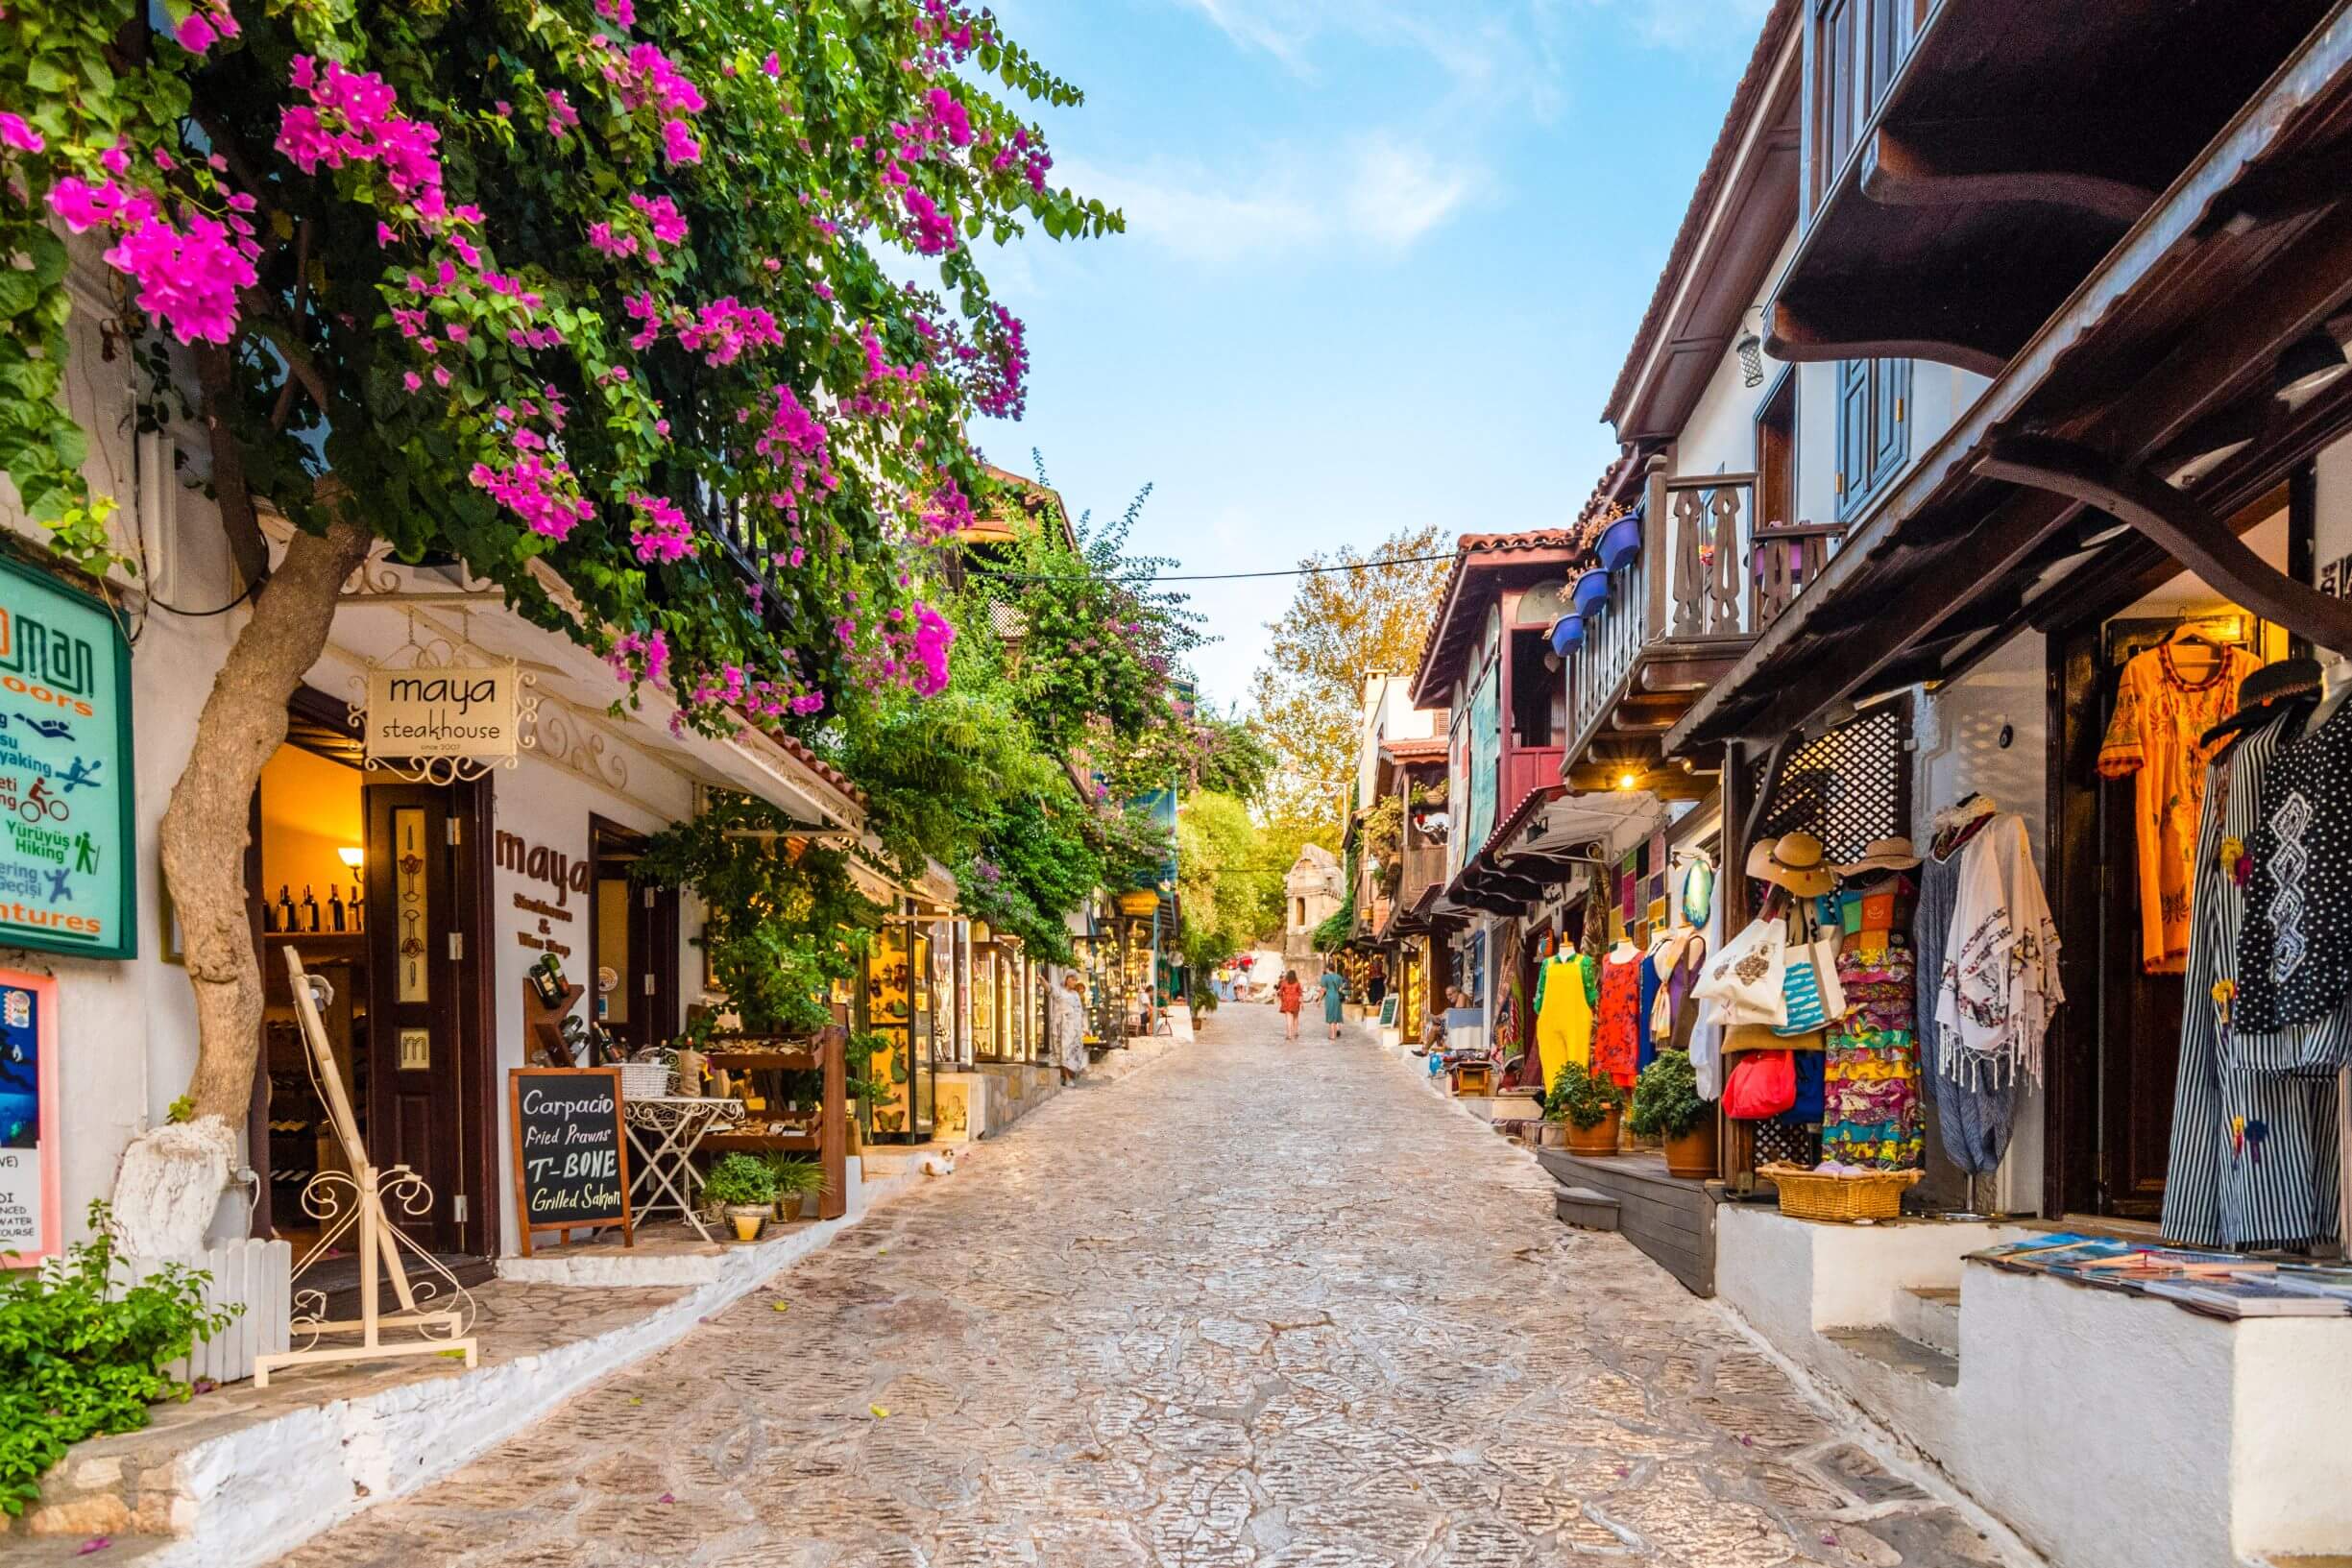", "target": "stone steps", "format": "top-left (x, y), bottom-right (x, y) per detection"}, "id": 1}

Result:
top-left (1894, 1284), bottom-right (1961, 1358)
top-left (1555, 1185), bottom-right (1622, 1231)
top-left (1823, 1325), bottom-right (1960, 1388)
